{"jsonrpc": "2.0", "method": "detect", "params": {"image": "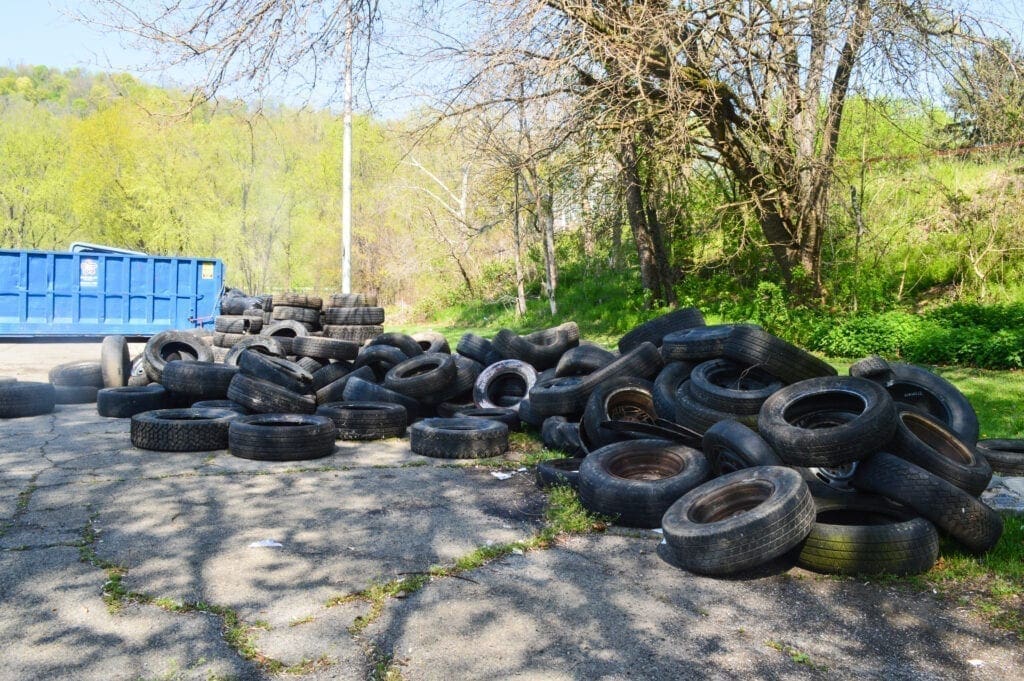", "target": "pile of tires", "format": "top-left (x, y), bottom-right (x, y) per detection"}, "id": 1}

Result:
top-left (321, 292), bottom-right (386, 344)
